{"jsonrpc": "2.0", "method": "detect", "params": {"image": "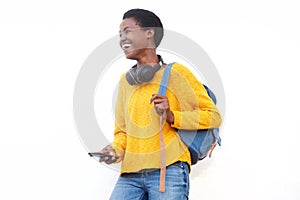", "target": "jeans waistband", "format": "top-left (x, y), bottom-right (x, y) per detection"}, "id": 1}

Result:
top-left (121, 161), bottom-right (188, 177)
